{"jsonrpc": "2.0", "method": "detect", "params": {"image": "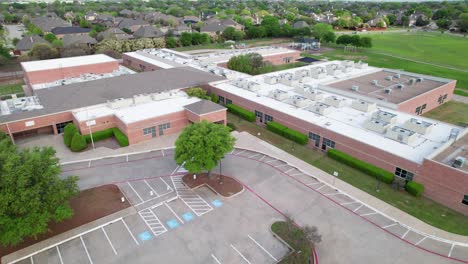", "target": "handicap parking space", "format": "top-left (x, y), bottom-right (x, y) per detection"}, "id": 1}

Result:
top-left (151, 203), bottom-right (183, 231)
top-left (122, 213), bottom-right (154, 244)
top-left (59, 237), bottom-right (90, 264)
